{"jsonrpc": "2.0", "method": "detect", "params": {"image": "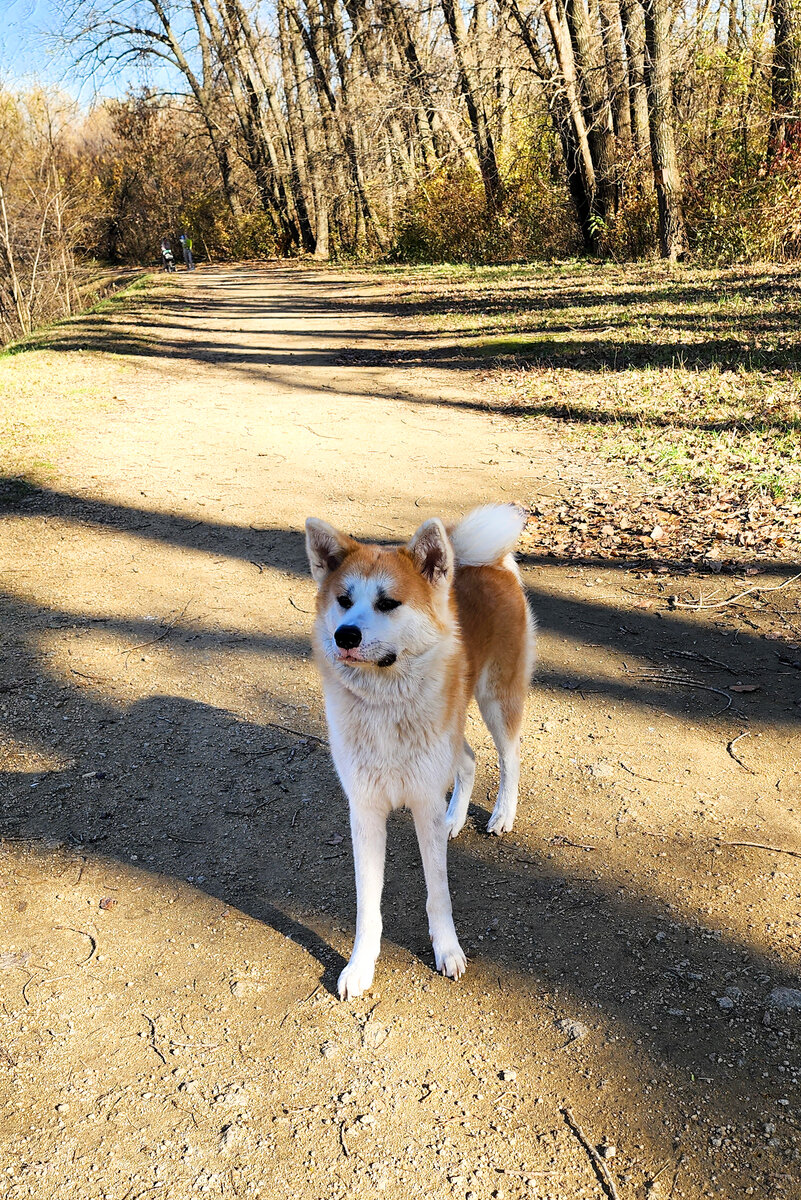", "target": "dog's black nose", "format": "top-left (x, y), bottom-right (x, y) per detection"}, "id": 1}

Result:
top-left (335, 624), bottom-right (362, 649)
